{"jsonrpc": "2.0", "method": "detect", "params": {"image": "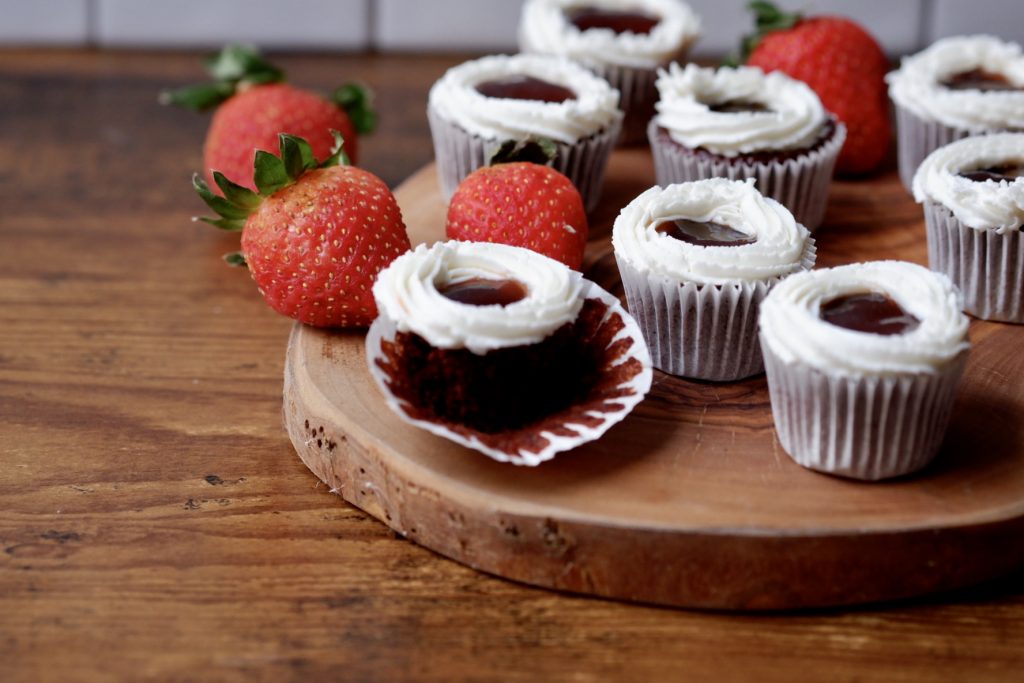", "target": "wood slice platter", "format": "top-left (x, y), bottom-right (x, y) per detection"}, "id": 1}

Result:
top-left (284, 149), bottom-right (1024, 610)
